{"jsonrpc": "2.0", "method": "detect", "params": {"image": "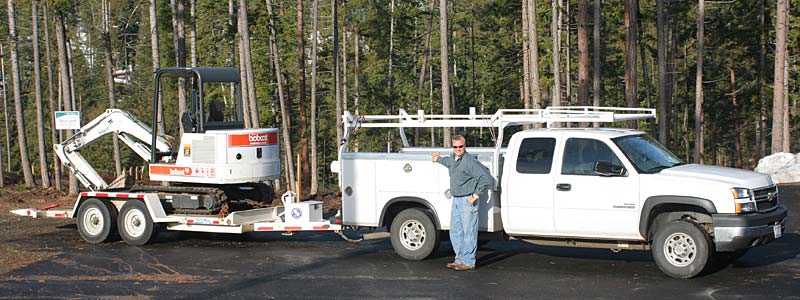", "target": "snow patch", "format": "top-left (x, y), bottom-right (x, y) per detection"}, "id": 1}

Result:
top-left (755, 152), bottom-right (800, 184)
